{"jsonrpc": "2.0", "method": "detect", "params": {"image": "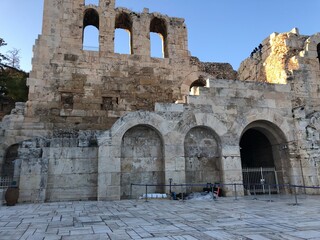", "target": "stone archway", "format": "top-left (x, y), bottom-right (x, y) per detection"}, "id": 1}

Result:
top-left (2, 144), bottom-right (19, 179)
top-left (120, 125), bottom-right (164, 199)
top-left (240, 120), bottom-right (290, 194)
top-left (240, 129), bottom-right (275, 168)
top-left (184, 126), bottom-right (221, 192)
